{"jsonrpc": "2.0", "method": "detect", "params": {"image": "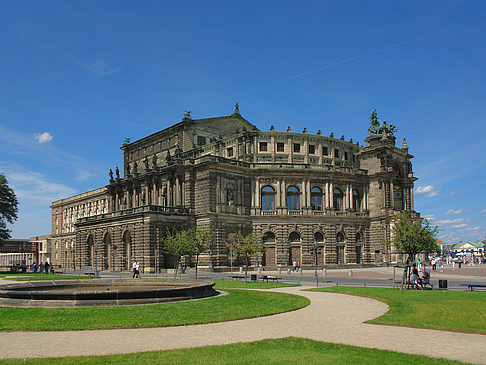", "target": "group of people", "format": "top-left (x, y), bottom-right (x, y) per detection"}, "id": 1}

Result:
top-left (292, 260), bottom-right (300, 272)
top-left (29, 261), bottom-right (54, 274)
top-left (410, 262), bottom-right (432, 290)
top-left (132, 261), bottom-right (141, 278)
